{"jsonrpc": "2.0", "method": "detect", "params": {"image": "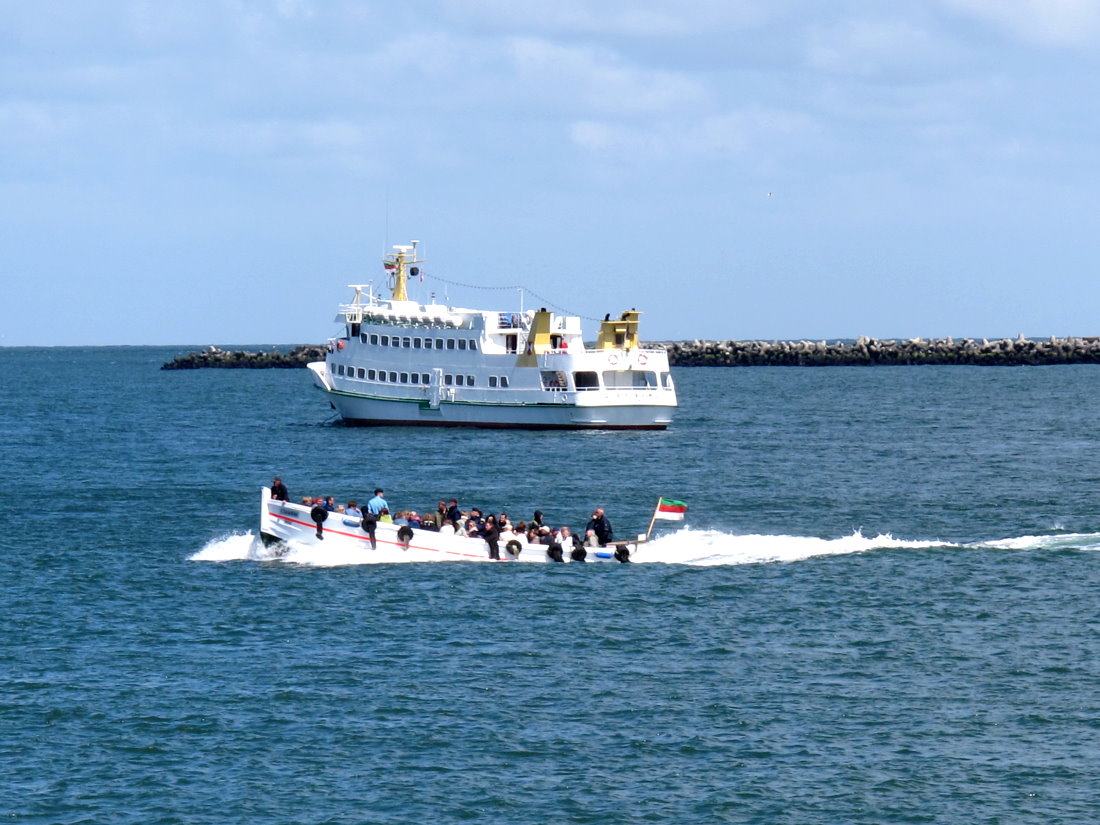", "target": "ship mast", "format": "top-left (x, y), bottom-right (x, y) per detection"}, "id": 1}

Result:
top-left (384, 240), bottom-right (423, 302)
